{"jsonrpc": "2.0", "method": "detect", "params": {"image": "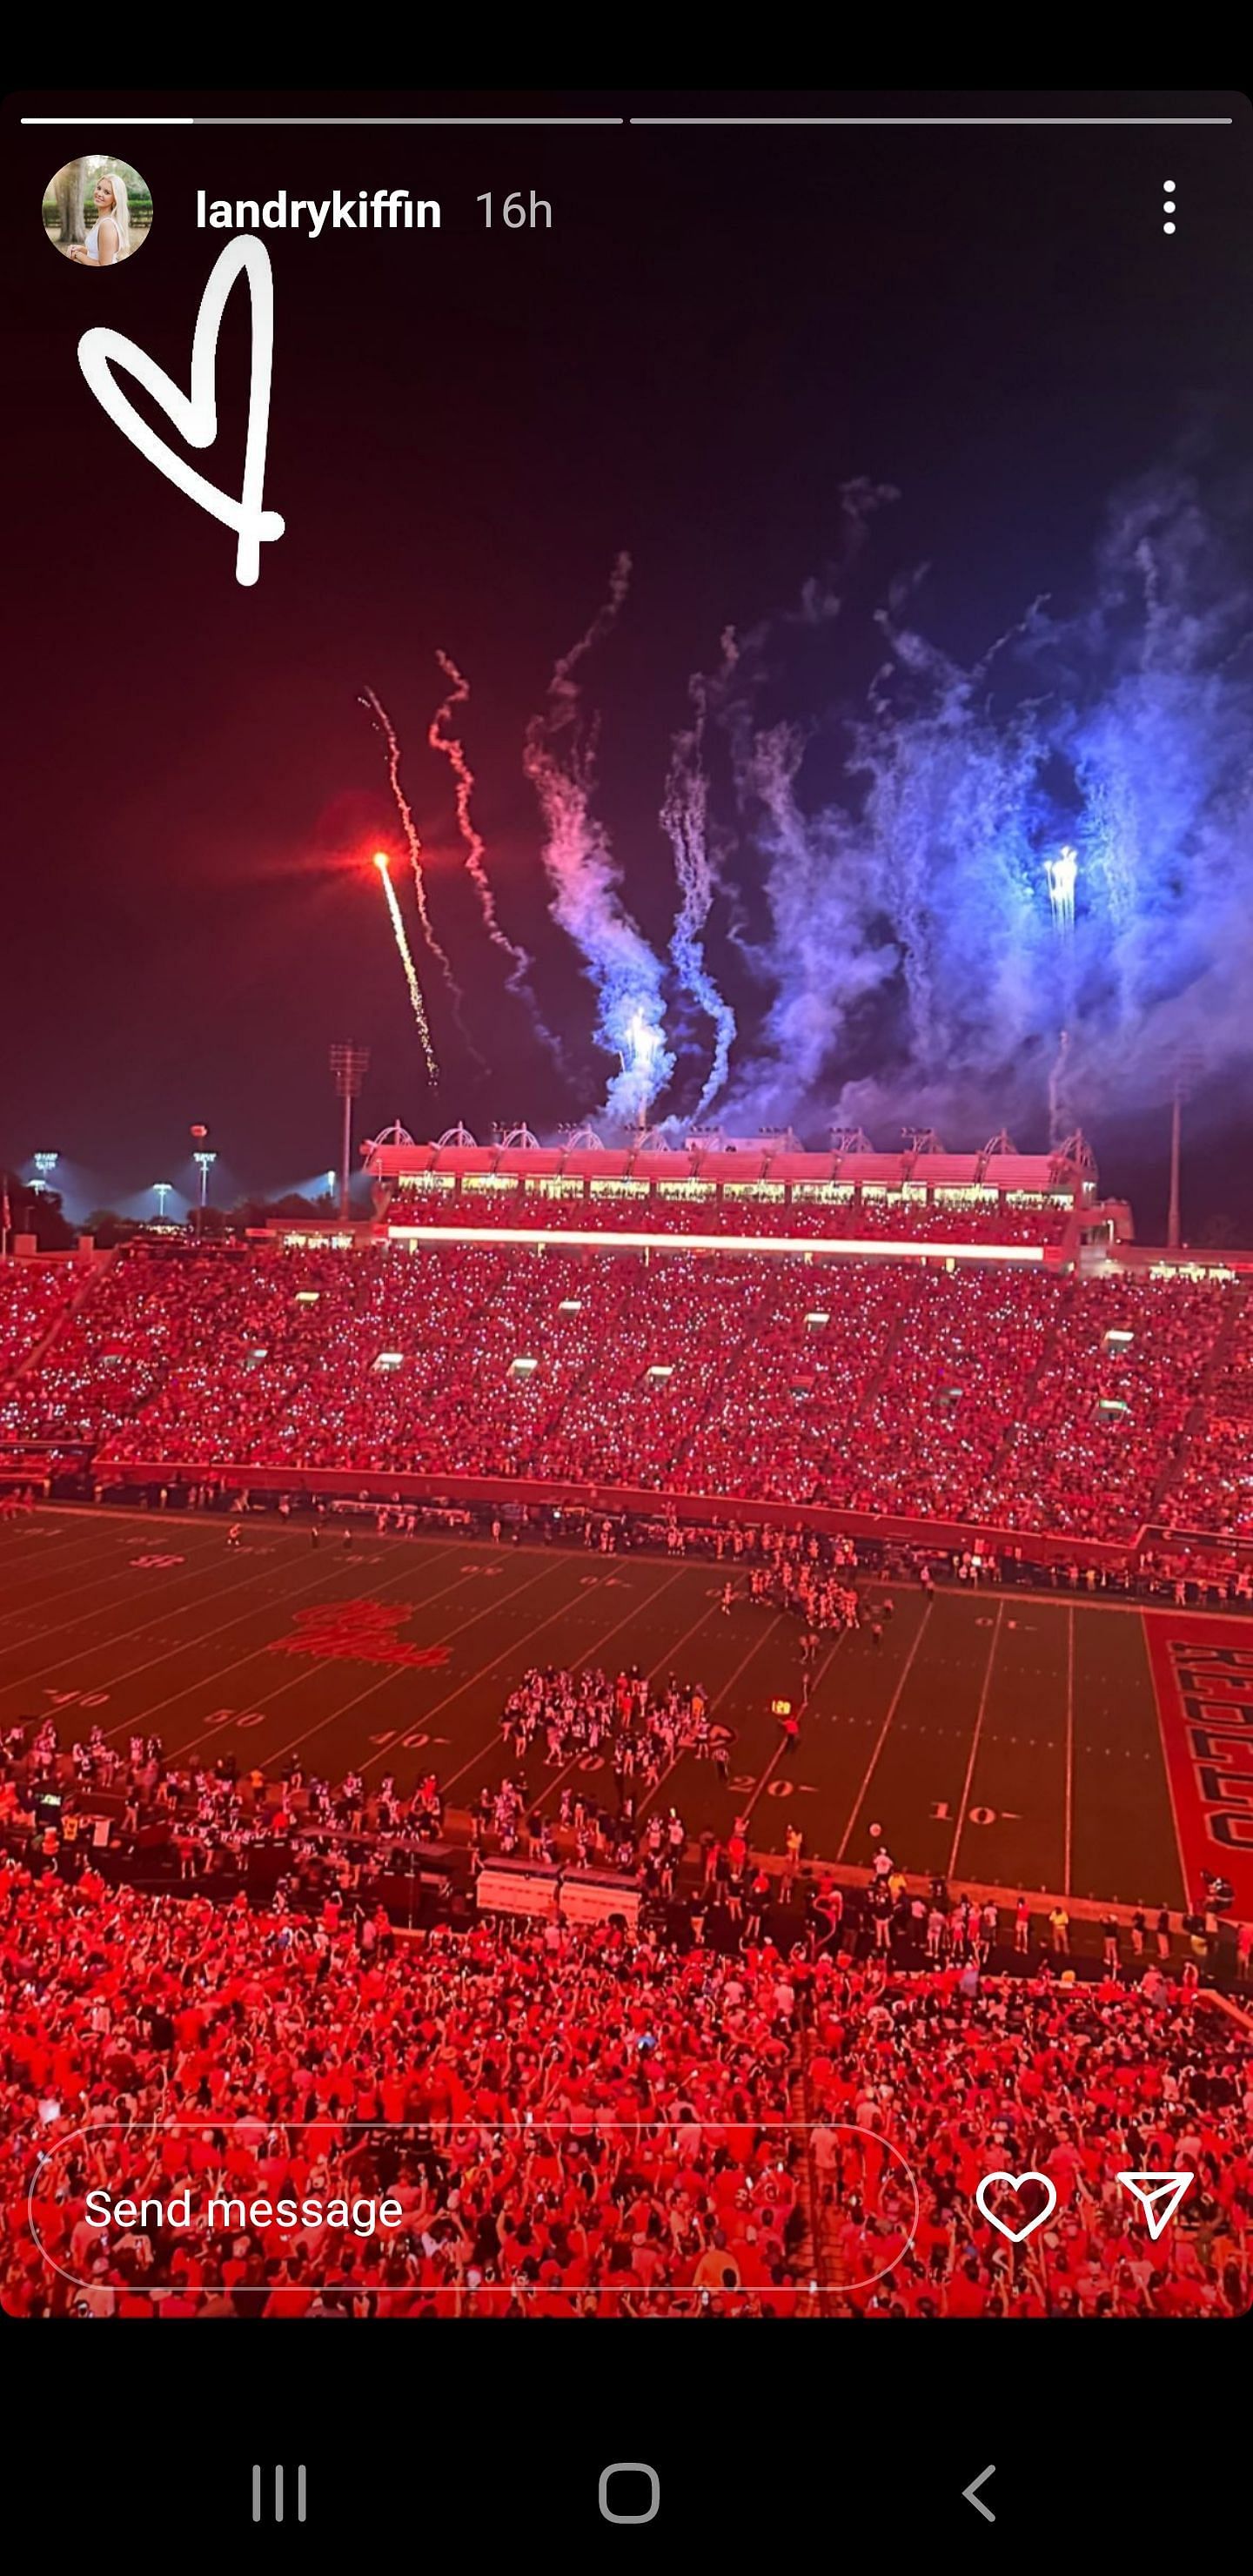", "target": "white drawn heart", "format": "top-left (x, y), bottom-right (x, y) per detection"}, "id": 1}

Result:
top-left (77, 237), bottom-right (285, 587)
top-left (974, 2169), bottom-right (1058, 2244)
